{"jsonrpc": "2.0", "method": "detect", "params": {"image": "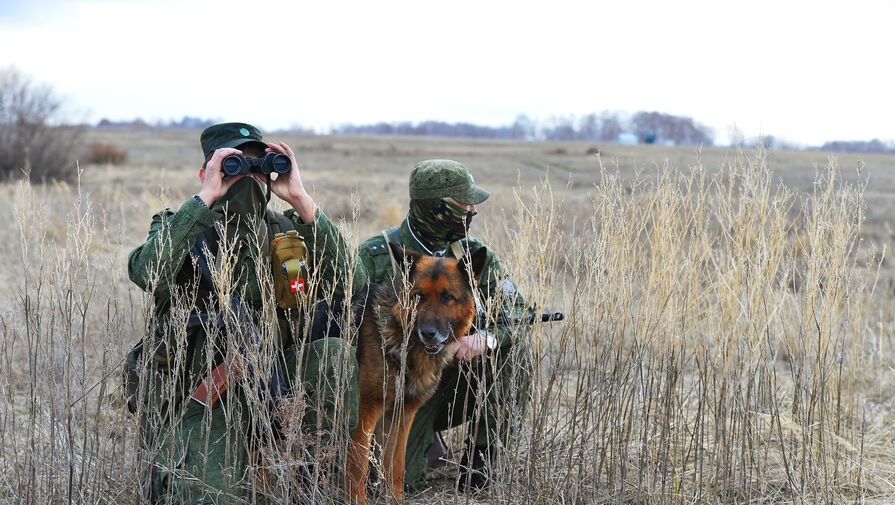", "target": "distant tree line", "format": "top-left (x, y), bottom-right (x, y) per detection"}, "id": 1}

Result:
top-left (91, 113), bottom-right (895, 154)
top-left (334, 111), bottom-right (716, 146)
top-left (97, 115), bottom-right (218, 129)
top-left (335, 120), bottom-right (521, 139)
top-left (816, 139), bottom-right (895, 154)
